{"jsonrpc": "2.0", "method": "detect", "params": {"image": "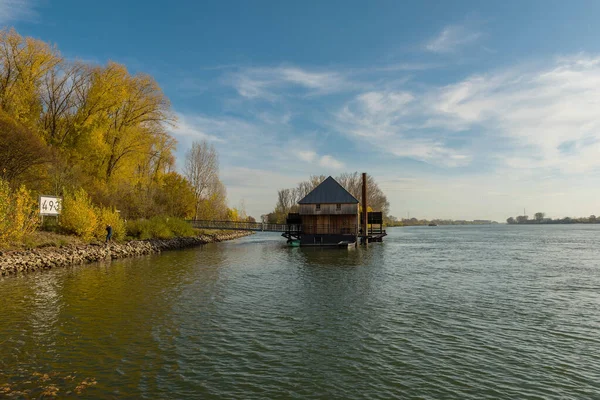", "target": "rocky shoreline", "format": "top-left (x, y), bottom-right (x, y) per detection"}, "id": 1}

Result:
top-left (0, 231), bottom-right (252, 276)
